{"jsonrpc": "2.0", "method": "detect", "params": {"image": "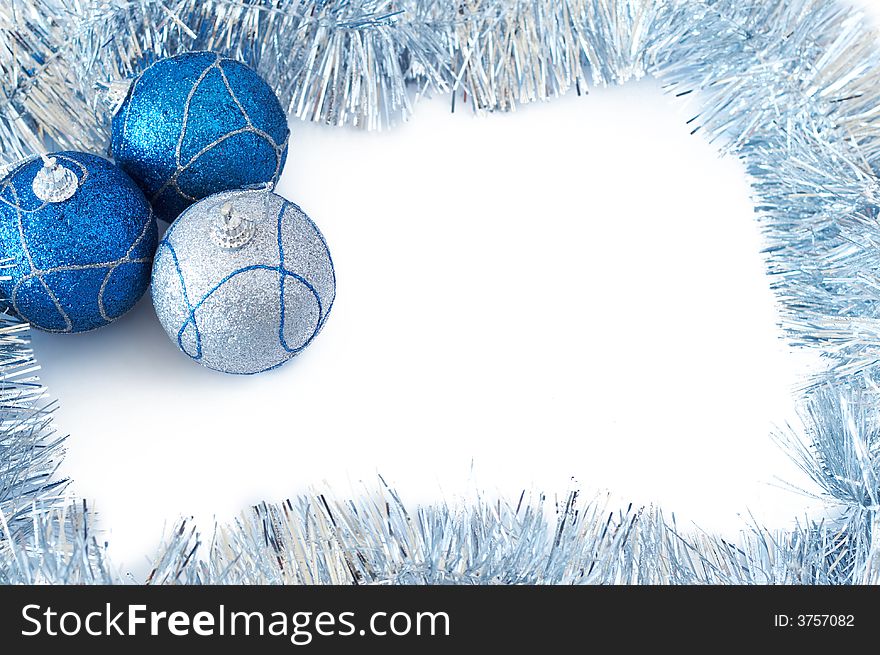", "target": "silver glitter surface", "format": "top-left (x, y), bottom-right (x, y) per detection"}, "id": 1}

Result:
top-left (151, 189), bottom-right (335, 374)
